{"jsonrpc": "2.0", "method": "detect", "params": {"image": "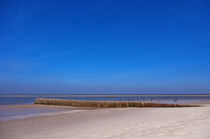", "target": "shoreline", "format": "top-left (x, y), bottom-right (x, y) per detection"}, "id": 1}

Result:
top-left (0, 104), bottom-right (89, 122)
top-left (1, 100), bottom-right (210, 122)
